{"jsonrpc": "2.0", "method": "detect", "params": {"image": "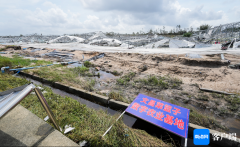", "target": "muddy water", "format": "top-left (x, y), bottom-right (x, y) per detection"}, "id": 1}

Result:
top-left (67, 63), bottom-right (82, 68)
top-left (67, 63), bottom-right (118, 81)
top-left (95, 70), bottom-right (117, 81)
